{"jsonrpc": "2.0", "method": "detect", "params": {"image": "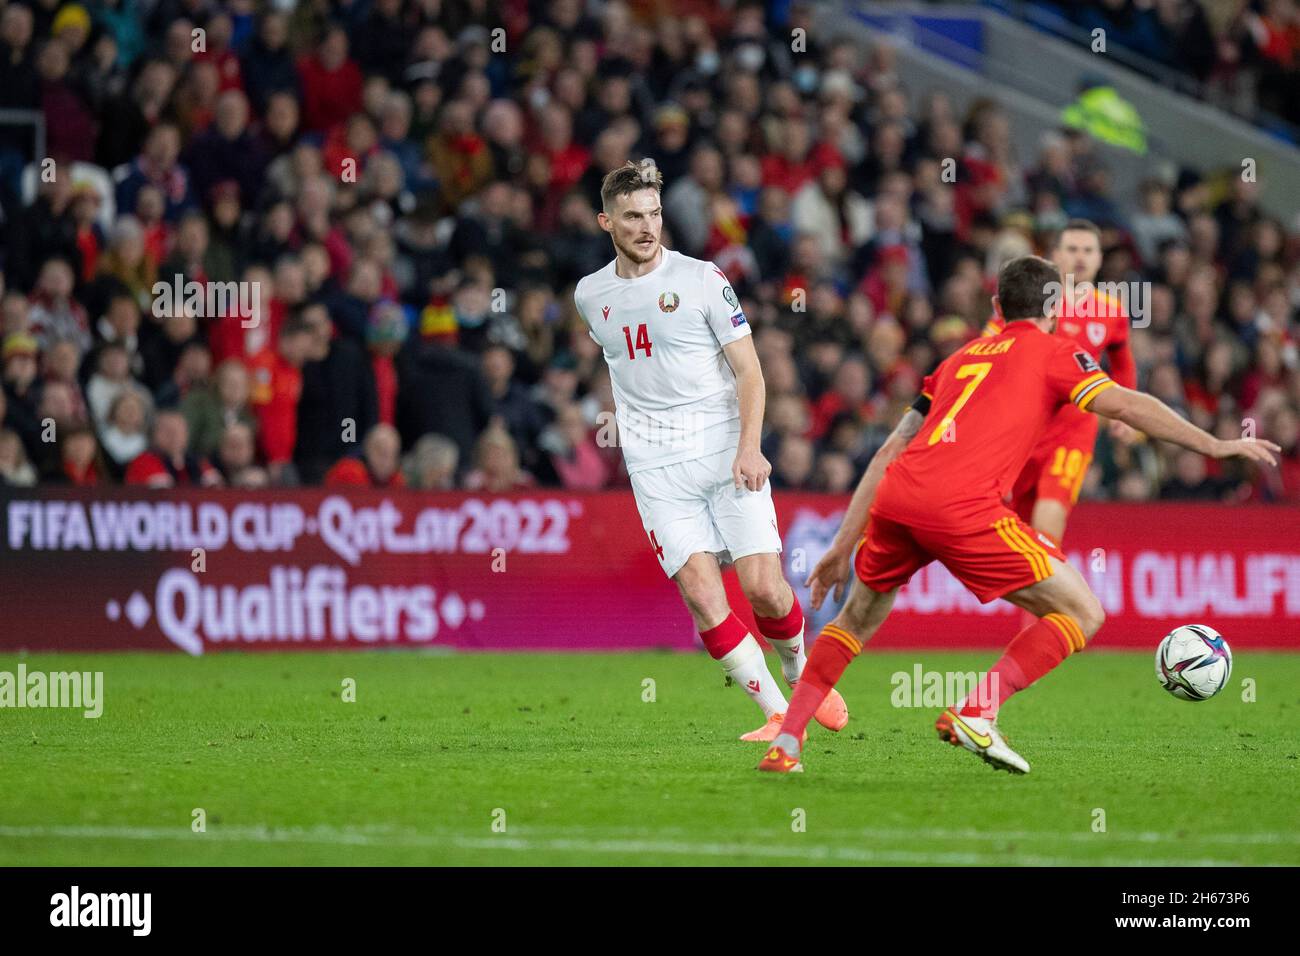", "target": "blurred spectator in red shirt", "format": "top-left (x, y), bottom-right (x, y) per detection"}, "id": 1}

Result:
top-left (193, 11), bottom-right (243, 93)
top-left (124, 409), bottom-right (222, 487)
top-left (57, 427), bottom-right (106, 486)
top-left (247, 316), bottom-right (315, 480)
top-left (297, 25), bottom-right (363, 134)
top-left (809, 357), bottom-right (874, 441)
top-left (859, 244), bottom-right (913, 320)
top-left (39, 35), bottom-right (97, 163)
top-left (761, 119), bottom-right (817, 195)
top-left (324, 423), bottom-right (405, 488)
